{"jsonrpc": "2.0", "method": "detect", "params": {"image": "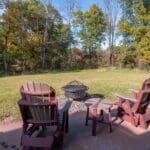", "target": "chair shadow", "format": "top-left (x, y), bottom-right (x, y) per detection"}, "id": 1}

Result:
top-left (65, 111), bottom-right (150, 150)
top-left (0, 110), bottom-right (150, 150)
top-left (0, 128), bottom-right (21, 150)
